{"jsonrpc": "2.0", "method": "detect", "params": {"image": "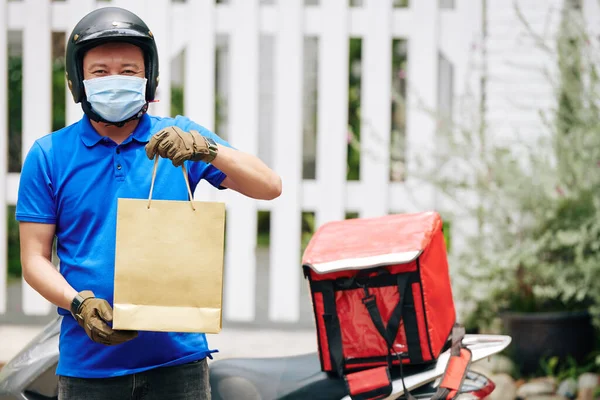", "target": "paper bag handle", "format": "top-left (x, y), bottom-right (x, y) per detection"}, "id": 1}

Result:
top-left (147, 155), bottom-right (196, 211)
